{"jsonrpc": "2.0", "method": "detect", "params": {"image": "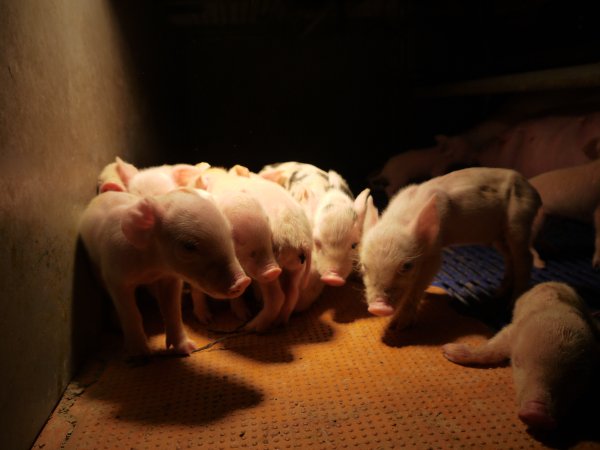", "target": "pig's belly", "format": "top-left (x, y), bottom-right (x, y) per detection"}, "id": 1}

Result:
top-left (441, 212), bottom-right (506, 246)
